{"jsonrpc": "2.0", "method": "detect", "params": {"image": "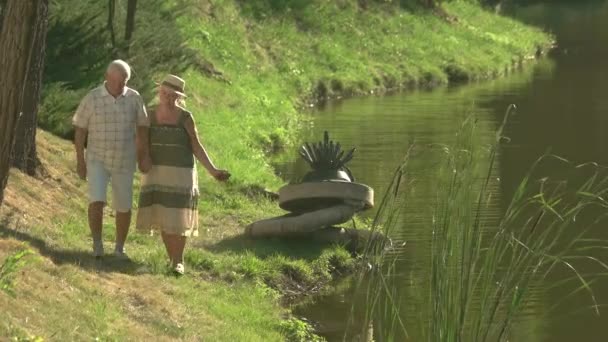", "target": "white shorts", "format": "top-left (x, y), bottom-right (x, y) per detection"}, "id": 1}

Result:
top-left (87, 159), bottom-right (134, 212)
